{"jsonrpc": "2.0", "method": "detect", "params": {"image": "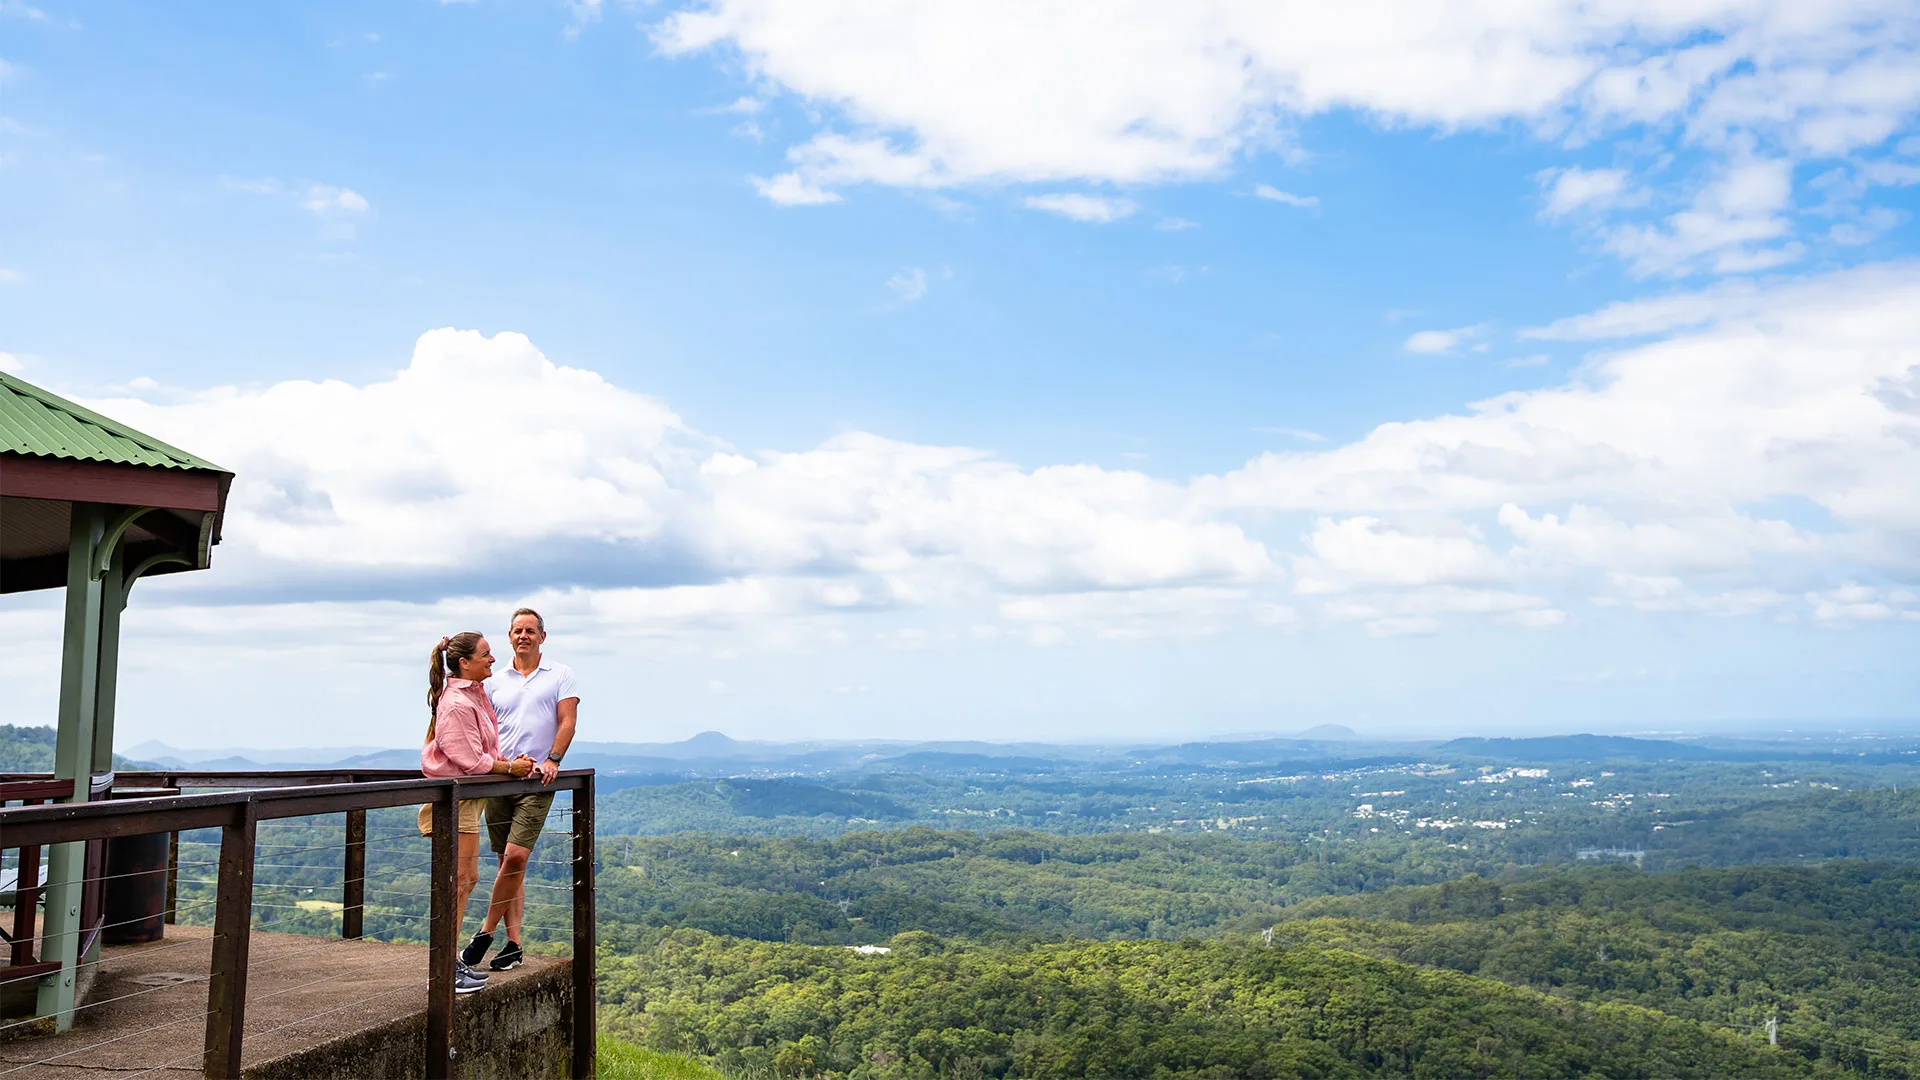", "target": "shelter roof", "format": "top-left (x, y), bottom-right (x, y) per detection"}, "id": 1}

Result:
top-left (0, 371), bottom-right (225, 472)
